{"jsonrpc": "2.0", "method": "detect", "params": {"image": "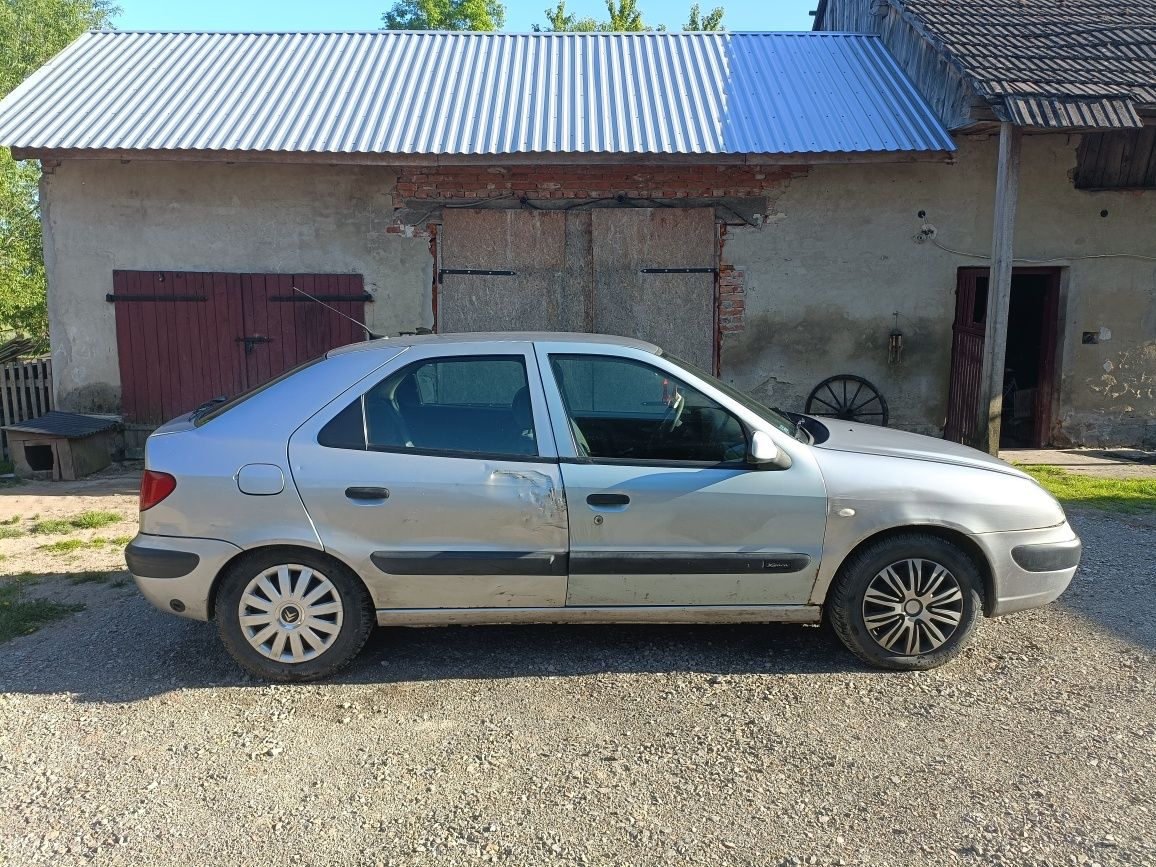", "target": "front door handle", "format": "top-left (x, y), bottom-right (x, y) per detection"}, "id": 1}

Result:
top-left (587, 493), bottom-right (630, 508)
top-left (346, 486), bottom-right (389, 501)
